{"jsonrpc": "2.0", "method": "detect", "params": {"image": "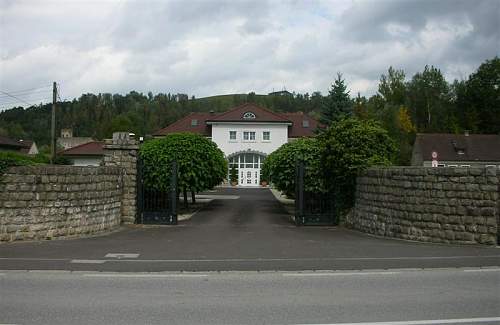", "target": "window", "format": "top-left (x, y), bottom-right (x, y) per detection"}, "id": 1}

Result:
top-left (302, 120), bottom-right (309, 128)
top-left (229, 131), bottom-right (236, 141)
top-left (191, 119), bottom-right (198, 126)
top-left (243, 131), bottom-right (255, 141)
top-left (243, 112), bottom-right (256, 119)
top-left (263, 131), bottom-right (270, 141)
